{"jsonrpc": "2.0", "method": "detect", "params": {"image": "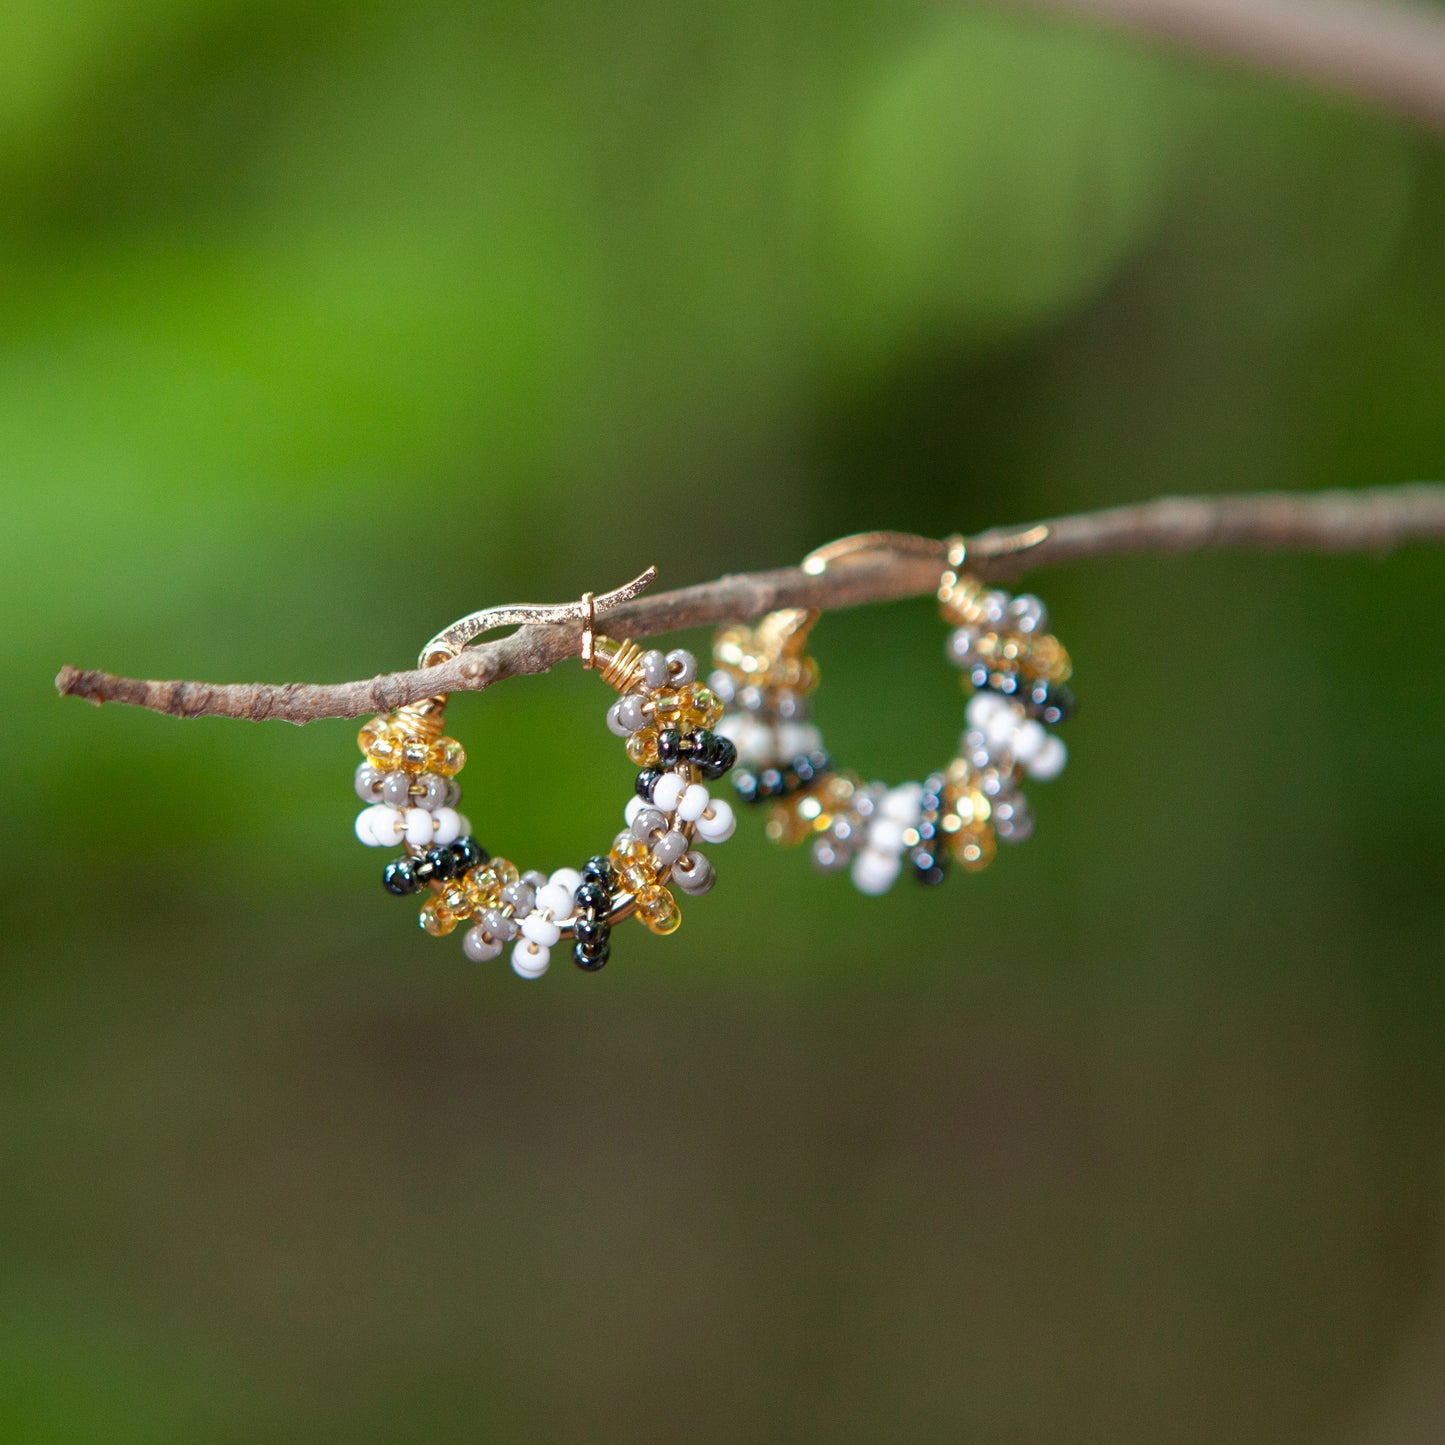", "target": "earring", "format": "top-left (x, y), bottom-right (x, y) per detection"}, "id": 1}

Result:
top-left (709, 531), bottom-right (1074, 895)
top-left (352, 571), bottom-right (739, 979)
